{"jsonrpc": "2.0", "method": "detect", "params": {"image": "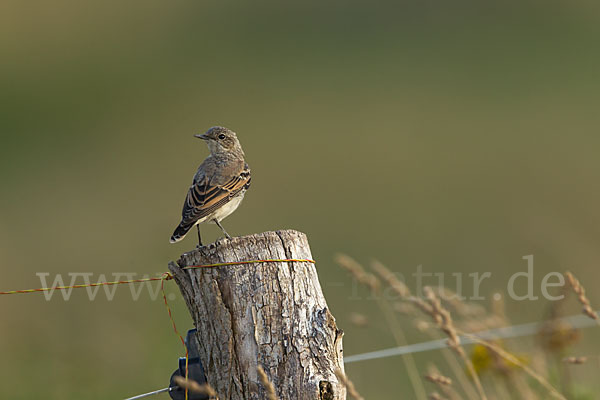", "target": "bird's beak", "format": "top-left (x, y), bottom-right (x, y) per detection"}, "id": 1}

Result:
top-left (194, 133), bottom-right (210, 141)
